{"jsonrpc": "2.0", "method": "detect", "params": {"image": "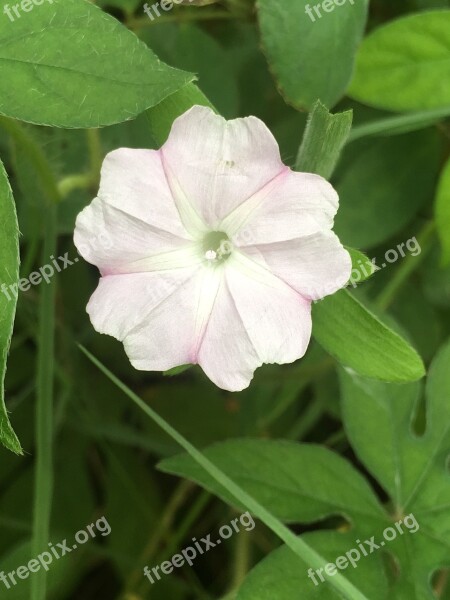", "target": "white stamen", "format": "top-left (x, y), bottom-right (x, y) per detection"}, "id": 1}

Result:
top-left (205, 250), bottom-right (217, 261)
